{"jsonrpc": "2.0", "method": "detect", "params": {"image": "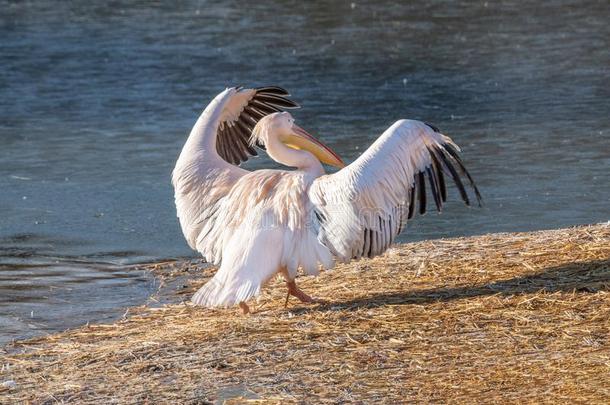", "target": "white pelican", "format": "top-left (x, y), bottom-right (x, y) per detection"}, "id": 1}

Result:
top-left (173, 86), bottom-right (481, 313)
